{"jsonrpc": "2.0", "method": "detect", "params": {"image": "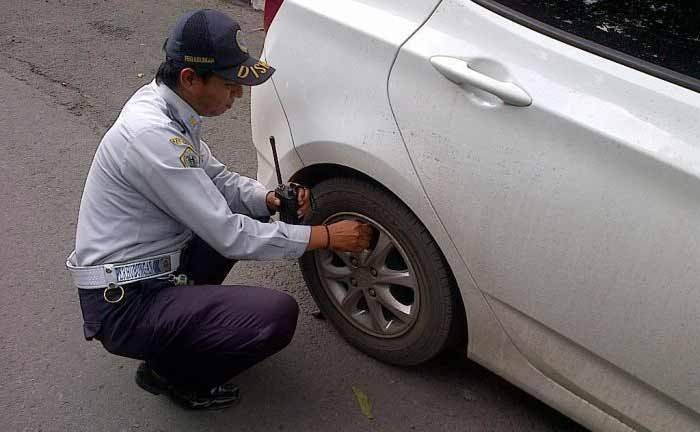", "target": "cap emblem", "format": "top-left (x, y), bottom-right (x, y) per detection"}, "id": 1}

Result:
top-left (237, 60), bottom-right (271, 80)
